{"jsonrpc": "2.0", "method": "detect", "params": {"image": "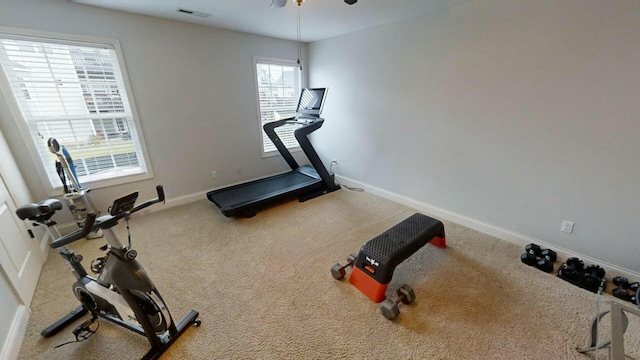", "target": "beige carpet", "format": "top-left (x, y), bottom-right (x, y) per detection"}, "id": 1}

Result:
top-left (17, 189), bottom-right (639, 359)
